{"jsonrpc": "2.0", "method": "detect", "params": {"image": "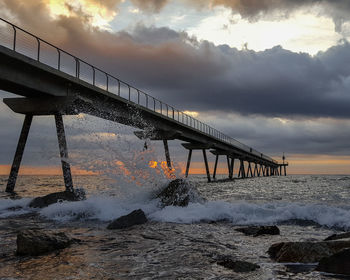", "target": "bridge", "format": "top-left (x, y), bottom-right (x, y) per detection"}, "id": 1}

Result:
top-left (0, 18), bottom-right (288, 193)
